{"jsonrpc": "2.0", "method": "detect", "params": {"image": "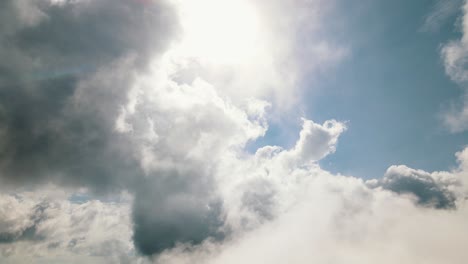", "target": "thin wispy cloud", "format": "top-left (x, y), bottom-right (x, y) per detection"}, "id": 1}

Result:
top-left (441, 0), bottom-right (468, 132)
top-left (421, 0), bottom-right (462, 32)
